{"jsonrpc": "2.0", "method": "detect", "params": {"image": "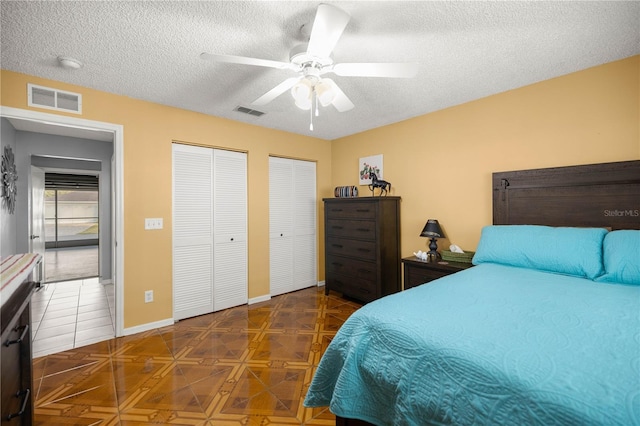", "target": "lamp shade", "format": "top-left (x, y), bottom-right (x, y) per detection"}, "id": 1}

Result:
top-left (315, 79), bottom-right (336, 107)
top-left (291, 78), bottom-right (313, 103)
top-left (420, 219), bottom-right (445, 239)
